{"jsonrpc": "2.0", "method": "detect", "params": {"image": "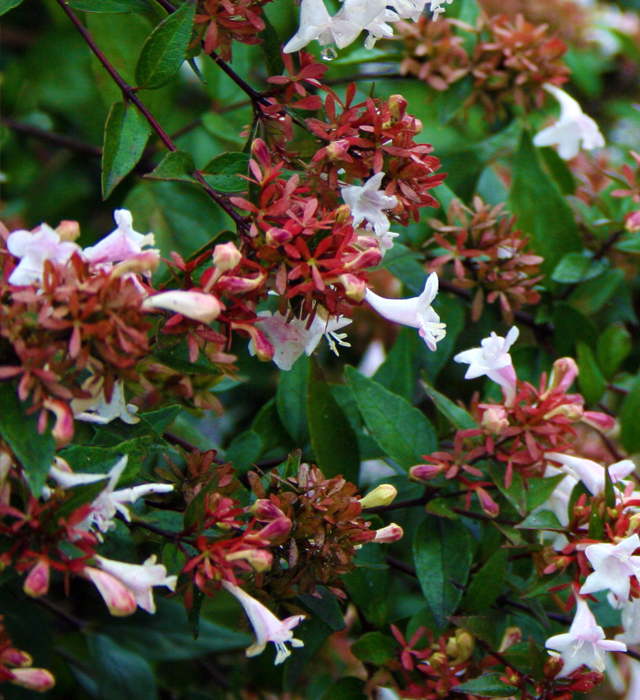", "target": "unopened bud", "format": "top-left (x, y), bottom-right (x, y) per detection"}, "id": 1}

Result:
top-left (481, 406), bottom-right (509, 435)
top-left (9, 667), bottom-right (56, 692)
top-left (446, 629), bottom-right (475, 664)
top-left (84, 567), bottom-right (137, 617)
top-left (251, 499), bottom-right (286, 522)
top-left (544, 403), bottom-right (584, 422)
top-left (373, 523), bottom-right (403, 543)
top-left (326, 139), bottom-right (350, 161)
top-left (545, 357), bottom-right (579, 397)
top-left (346, 247), bottom-right (383, 271)
top-left (257, 516), bottom-right (292, 540)
top-left (226, 548), bottom-right (273, 572)
top-left (360, 484), bottom-right (398, 509)
top-left (216, 273), bottom-right (265, 295)
top-left (143, 290), bottom-right (223, 324)
top-left (624, 209), bottom-right (640, 233)
top-left (582, 411), bottom-right (616, 432)
top-left (498, 627), bottom-right (522, 652)
top-left (56, 219), bottom-right (80, 242)
top-left (410, 463), bottom-right (444, 482)
top-left (334, 204), bottom-right (352, 224)
top-left (212, 241), bottom-right (242, 272)
top-left (339, 273), bottom-right (366, 302)
top-left (0, 648), bottom-right (32, 668)
top-left (428, 652), bottom-right (447, 671)
top-left (23, 558), bottom-right (50, 598)
top-left (388, 95), bottom-right (407, 124)
top-left (544, 652), bottom-right (564, 679)
top-left (265, 227), bottom-right (293, 246)
top-left (476, 486), bottom-right (499, 518)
